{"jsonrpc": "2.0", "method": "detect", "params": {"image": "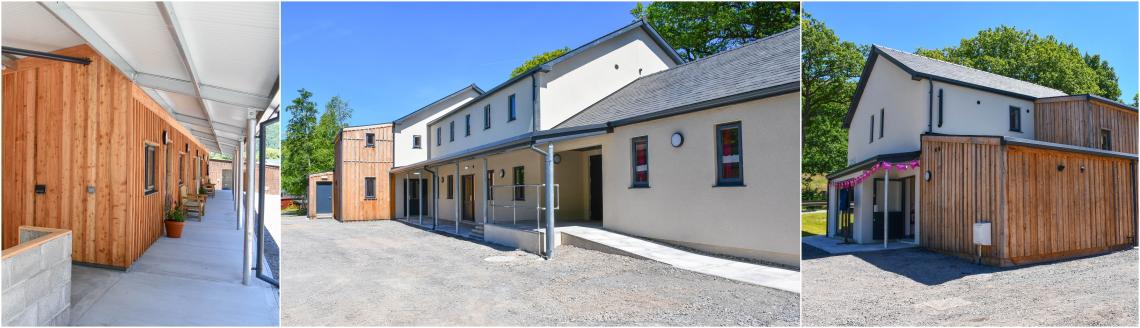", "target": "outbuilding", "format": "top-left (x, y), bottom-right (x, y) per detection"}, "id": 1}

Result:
top-left (307, 172), bottom-right (335, 219)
